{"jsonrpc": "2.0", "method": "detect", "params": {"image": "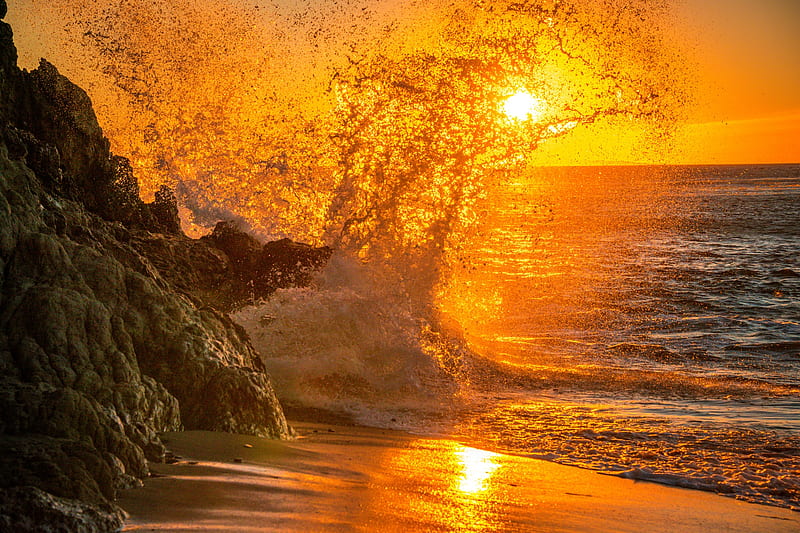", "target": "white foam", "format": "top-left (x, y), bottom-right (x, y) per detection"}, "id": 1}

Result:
top-left (232, 252), bottom-right (460, 427)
